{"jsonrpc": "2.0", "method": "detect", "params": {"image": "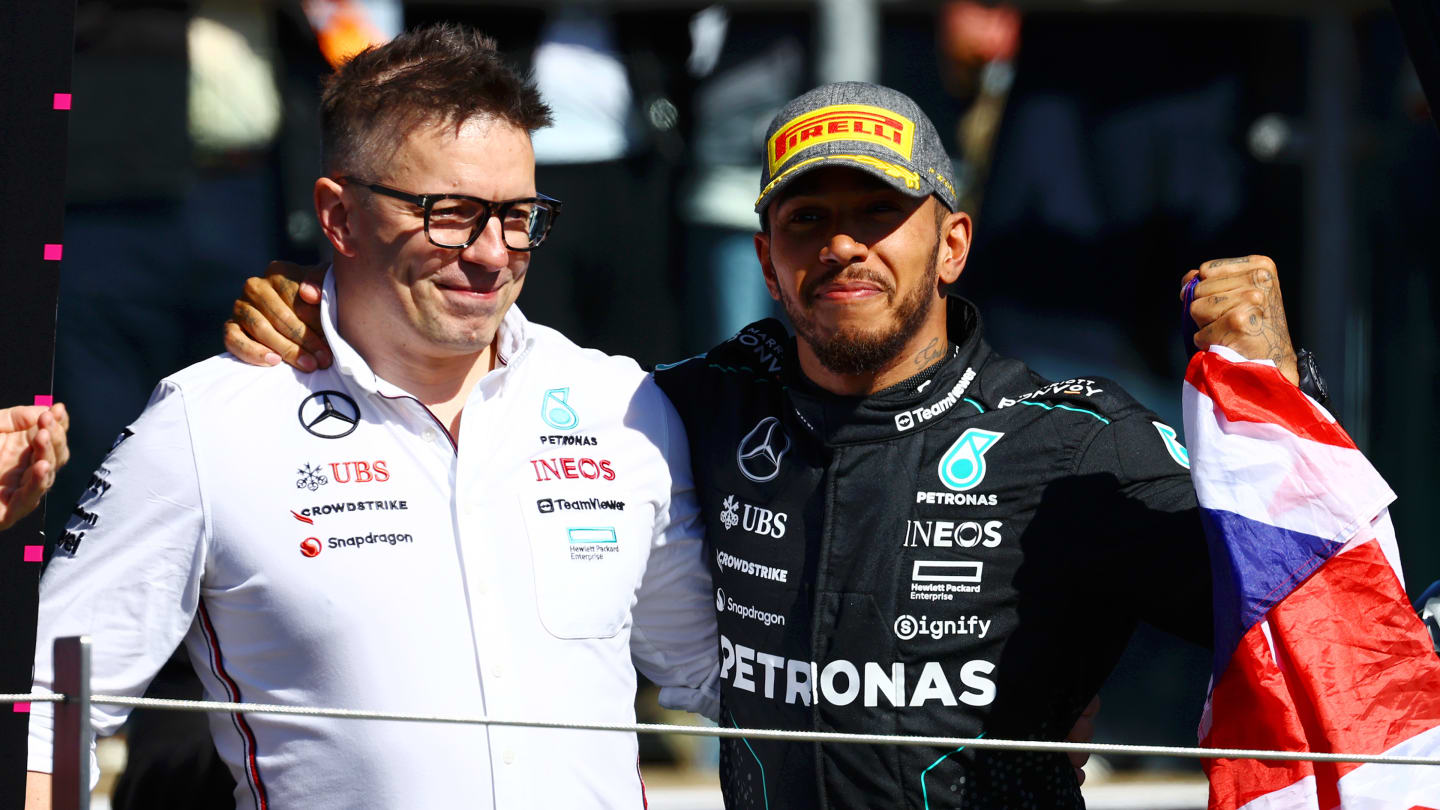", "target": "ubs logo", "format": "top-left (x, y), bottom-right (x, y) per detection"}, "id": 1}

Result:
top-left (298, 391), bottom-right (360, 439)
top-left (736, 417), bottom-right (790, 483)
